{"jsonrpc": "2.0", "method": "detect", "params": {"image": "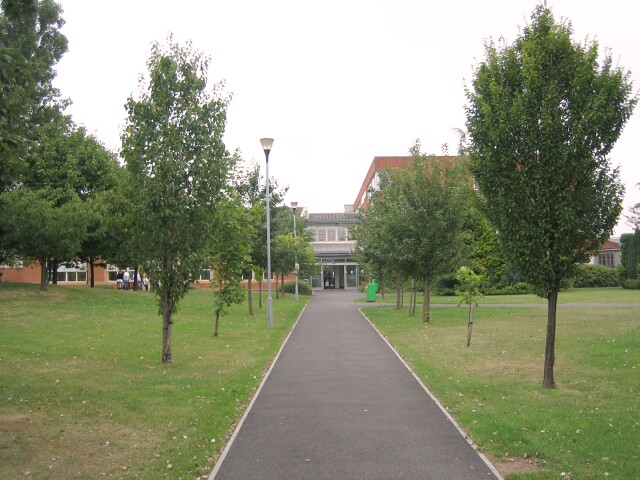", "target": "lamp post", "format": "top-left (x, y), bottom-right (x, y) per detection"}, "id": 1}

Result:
top-left (260, 137), bottom-right (274, 328)
top-left (291, 201), bottom-right (299, 302)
